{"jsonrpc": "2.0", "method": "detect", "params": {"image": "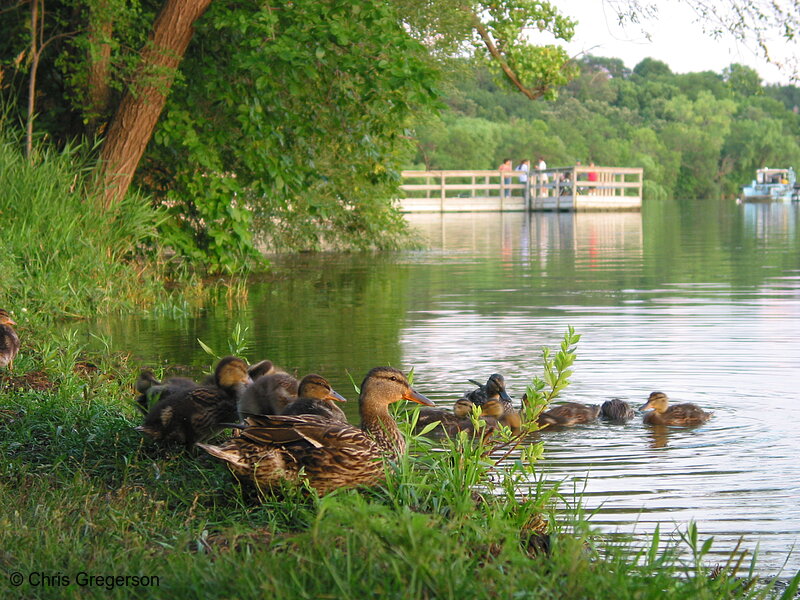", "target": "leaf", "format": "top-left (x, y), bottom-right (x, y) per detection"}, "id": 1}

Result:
top-left (197, 338), bottom-right (218, 359)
